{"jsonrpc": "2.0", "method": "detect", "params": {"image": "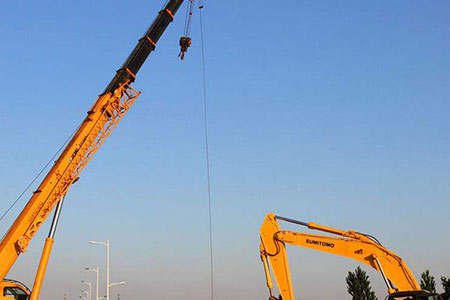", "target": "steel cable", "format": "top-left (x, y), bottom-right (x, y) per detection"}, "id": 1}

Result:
top-left (0, 123), bottom-right (81, 224)
top-left (198, 3), bottom-right (214, 300)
